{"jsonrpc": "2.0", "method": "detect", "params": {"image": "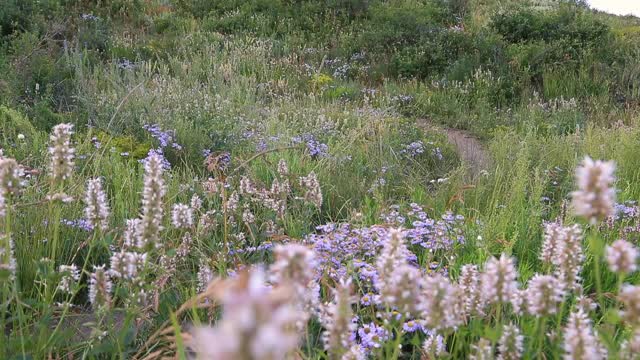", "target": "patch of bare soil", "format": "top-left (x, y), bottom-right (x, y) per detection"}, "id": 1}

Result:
top-left (417, 119), bottom-right (489, 178)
